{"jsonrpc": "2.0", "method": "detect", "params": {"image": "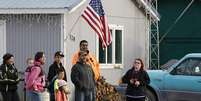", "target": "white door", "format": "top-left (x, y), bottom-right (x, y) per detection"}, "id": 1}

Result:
top-left (0, 20), bottom-right (6, 64)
